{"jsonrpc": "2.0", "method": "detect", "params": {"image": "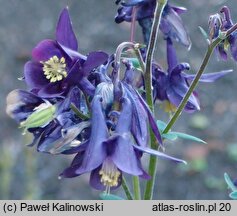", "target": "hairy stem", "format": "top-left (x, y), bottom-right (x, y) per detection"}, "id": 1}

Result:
top-left (144, 0), bottom-right (167, 200)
